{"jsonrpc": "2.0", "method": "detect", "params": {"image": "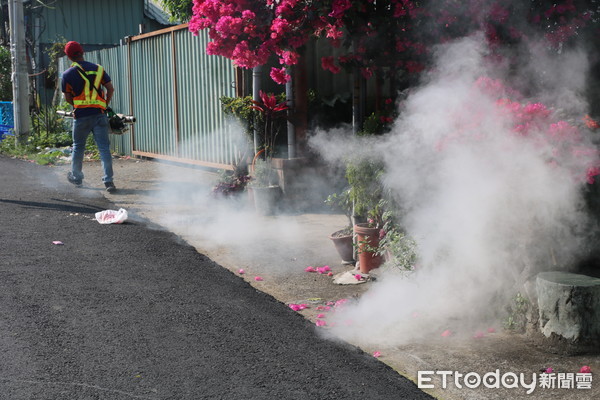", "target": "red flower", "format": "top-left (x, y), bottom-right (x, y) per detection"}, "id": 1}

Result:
top-left (251, 90), bottom-right (289, 115)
